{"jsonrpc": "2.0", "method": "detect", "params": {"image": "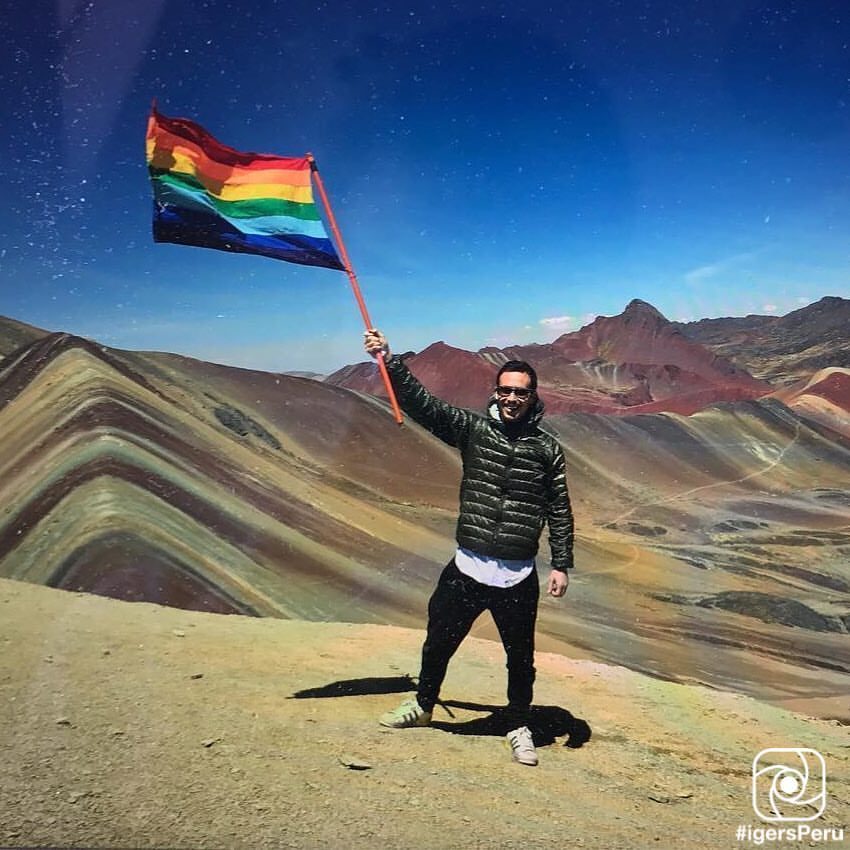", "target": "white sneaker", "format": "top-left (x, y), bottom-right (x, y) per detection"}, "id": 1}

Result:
top-left (379, 697), bottom-right (432, 728)
top-left (506, 726), bottom-right (538, 766)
